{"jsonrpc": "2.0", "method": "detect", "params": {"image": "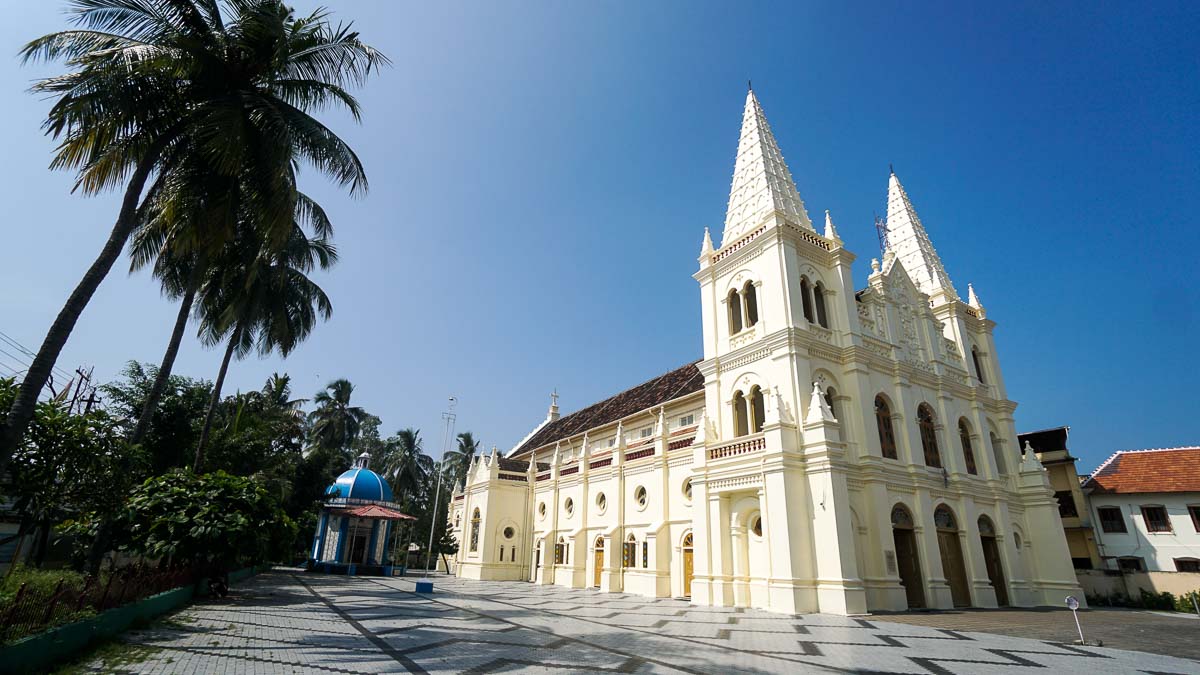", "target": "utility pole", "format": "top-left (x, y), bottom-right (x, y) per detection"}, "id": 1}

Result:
top-left (423, 397), bottom-right (457, 575)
